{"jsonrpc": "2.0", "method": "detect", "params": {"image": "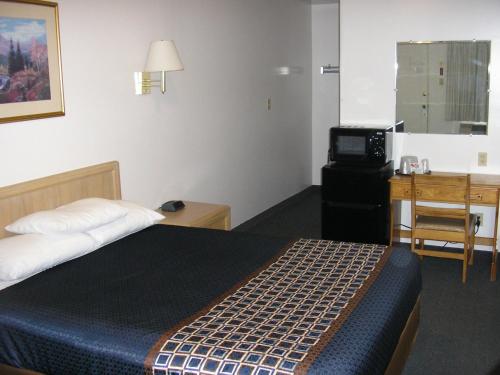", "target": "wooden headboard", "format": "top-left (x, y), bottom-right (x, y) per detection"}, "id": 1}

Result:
top-left (0, 161), bottom-right (121, 239)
